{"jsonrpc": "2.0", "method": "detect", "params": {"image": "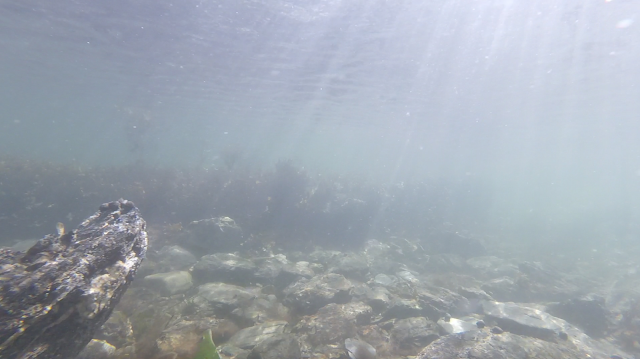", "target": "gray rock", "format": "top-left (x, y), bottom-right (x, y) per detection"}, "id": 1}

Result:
top-left (156, 245), bottom-right (197, 271)
top-left (343, 302), bottom-right (374, 326)
top-left (546, 295), bottom-right (609, 338)
top-left (372, 273), bottom-right (397, 287)
top-left (227, 321), bottom-right (289, 349)
top-left (482, 300), bottom-right (571, 341)
top-left (294, 303), bottom-right (360, 346)
top-left (308, 249), bottom-right (343, 266)
top-left (457, 287), bottom-right (494, 302)
top-left (416, 330), bottom-right (626, 359)
top-left (283, 273), bottom-right (353, 315)
top-left (396, 269), bottom-right (420, 284)
top-left (382, 298), bottom-right (423, 320)
top-left (230, 294), bottom-right (290, 326)
top-left (344, 338), bottom-right (376, 359)
top-left (94, 311), bottom-right (134, 349)
top-left (367, 287), bottom-right (392, 312)
top-left (196, 282), bottom-right (257, 315)
top-left (0, 199), bottom-right (147, 359)
top-left (416, 286), bottom-right (471, 321)
top-left (363, 239), bottom-right (392, 259)
top-left (390, 317), bottom-right (439, 356)
top-left (516, 261), bottom-right (584, 302)
top-left (192, 252), bottom-right (257, 285)
top-left (76, 339), bottom-right (116, 359)
top-left (350, 284), bottom-right (391, 314)
top-left (253, 256), bottom-right (287, 284)
top-left (437, 316), bottom-right (480, 334)
top-left (247, 334), bottom-right (300, 359)
top-left (218, 345), bottom-right (251, 359)
top-left (144, 270), bottom-right (193, 296)
top-left (329, 253), bottom-right (370, 281)
top-left (275, 261), bottom-right (316, 290)
top-left (481, 276), bottom-right (520, 301)
top-left (481, 301), bottom-right (627, 358)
